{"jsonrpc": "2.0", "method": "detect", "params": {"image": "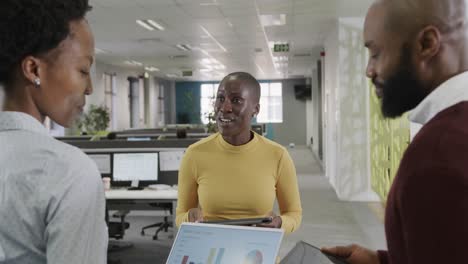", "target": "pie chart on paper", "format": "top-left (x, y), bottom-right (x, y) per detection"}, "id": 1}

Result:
top-left (243, 250), bottom-right (263, 264)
